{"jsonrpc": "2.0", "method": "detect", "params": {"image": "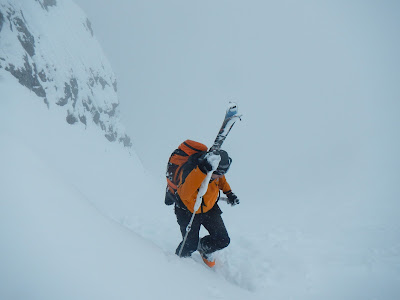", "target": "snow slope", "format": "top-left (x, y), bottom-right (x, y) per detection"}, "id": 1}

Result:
top-left (0, 71), bottom-right (252, 300)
